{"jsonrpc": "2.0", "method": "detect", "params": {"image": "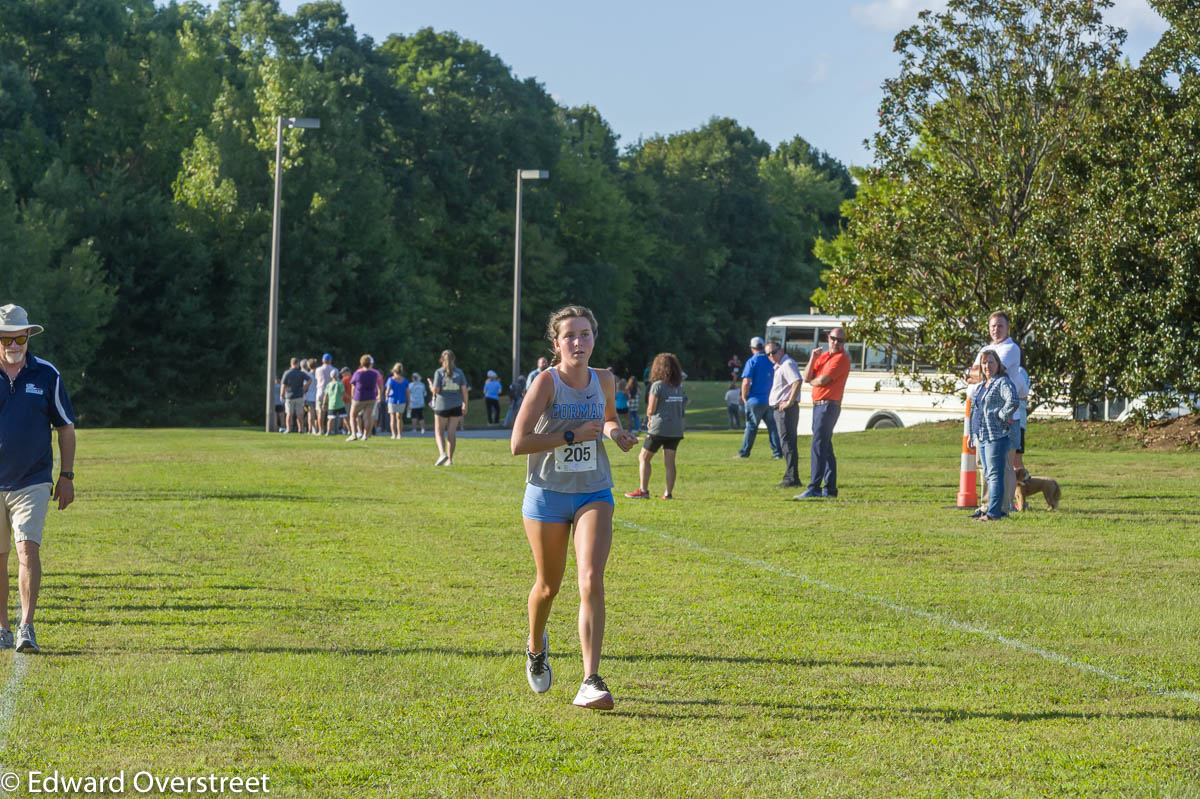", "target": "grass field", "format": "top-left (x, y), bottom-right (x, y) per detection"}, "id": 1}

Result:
top-left (1, 422), bottom-right (1198, 797)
